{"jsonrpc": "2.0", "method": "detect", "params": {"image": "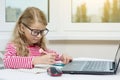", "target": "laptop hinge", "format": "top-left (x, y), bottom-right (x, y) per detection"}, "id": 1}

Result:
top-left (110, 62), bottom-right (115, 70)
